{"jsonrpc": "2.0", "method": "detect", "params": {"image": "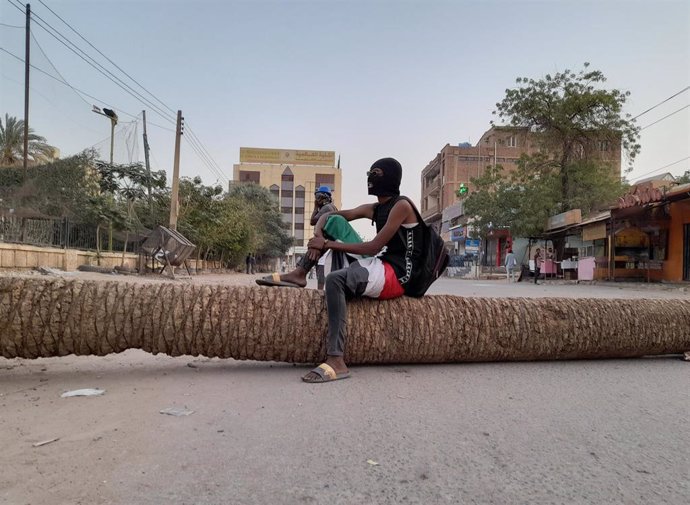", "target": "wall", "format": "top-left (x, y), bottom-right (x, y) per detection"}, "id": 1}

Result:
top-left (0, 243), bottom-right (139, 271)
top-left (664, 200), bottom-right (690, 282)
